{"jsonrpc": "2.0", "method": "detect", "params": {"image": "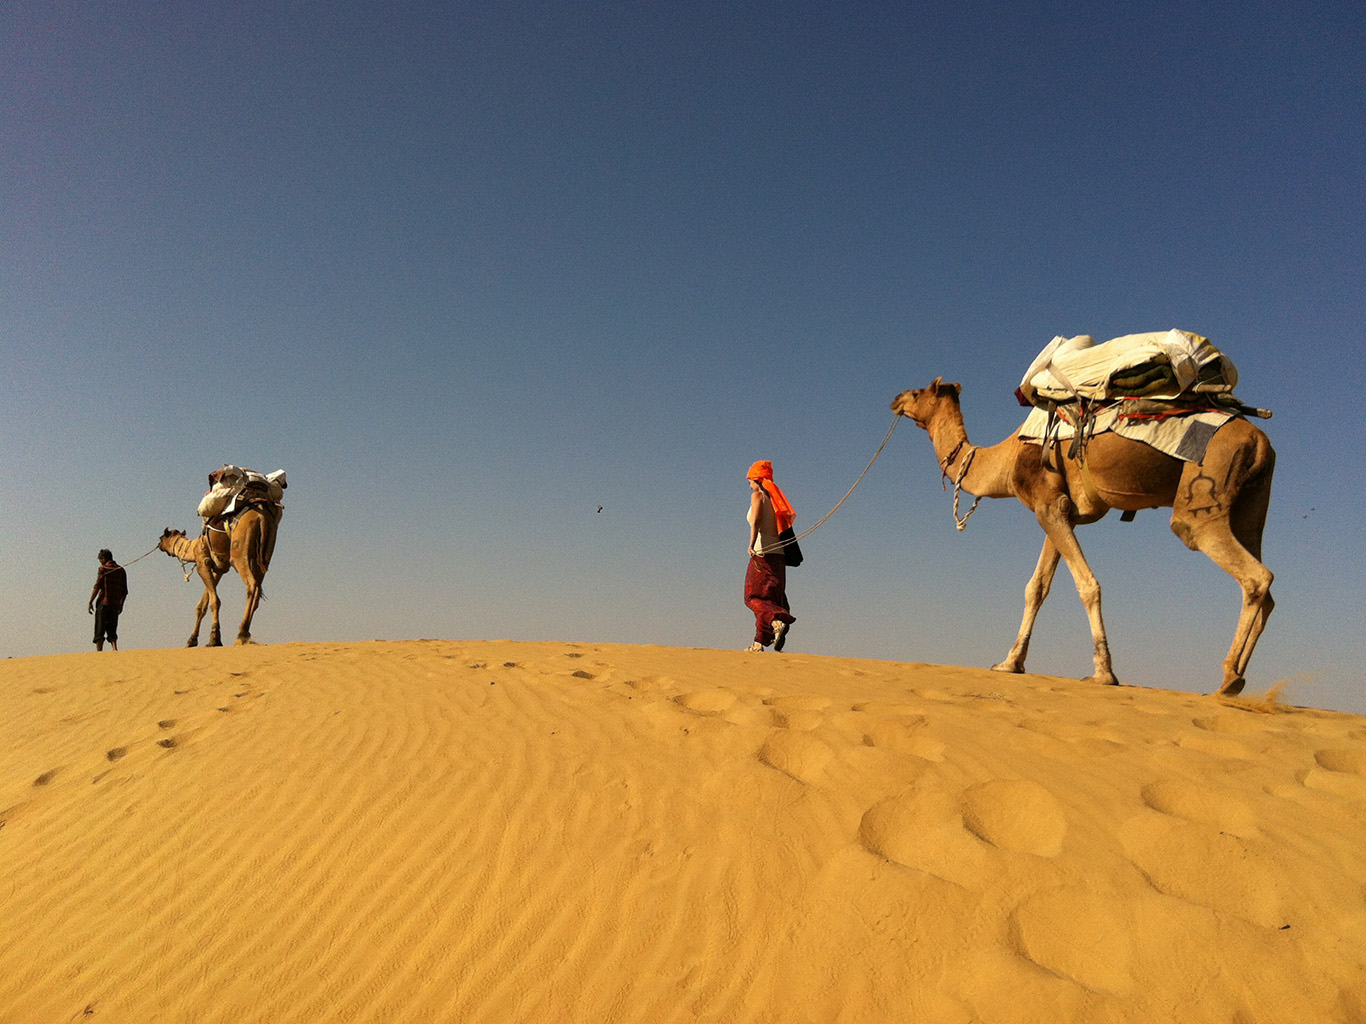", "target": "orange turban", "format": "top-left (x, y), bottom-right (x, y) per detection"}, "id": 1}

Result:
top-left (747, 460), bottom-right (795, 533)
